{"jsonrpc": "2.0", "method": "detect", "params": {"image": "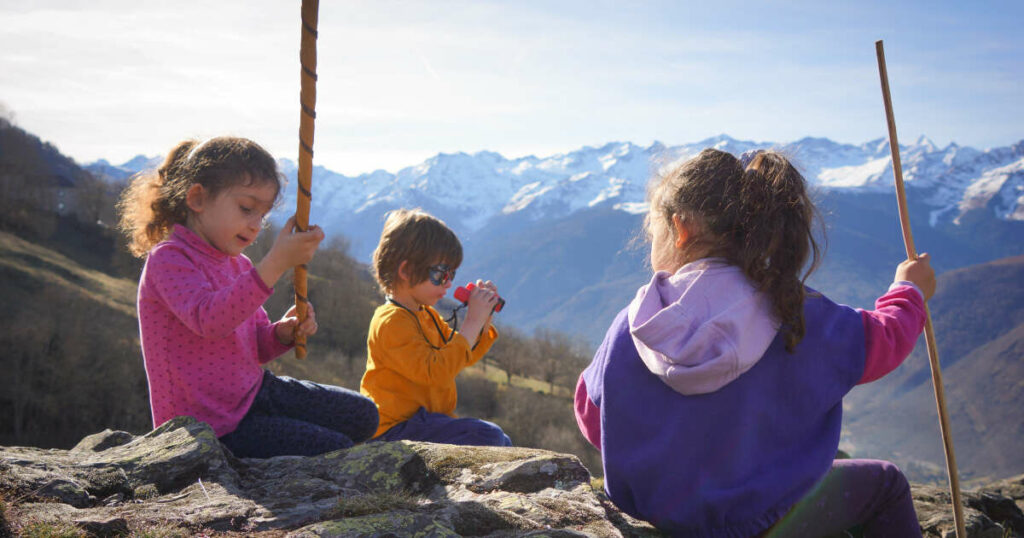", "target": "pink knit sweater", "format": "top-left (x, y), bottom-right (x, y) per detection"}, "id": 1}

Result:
top-left (137, 224), bottom-right (292, 436)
